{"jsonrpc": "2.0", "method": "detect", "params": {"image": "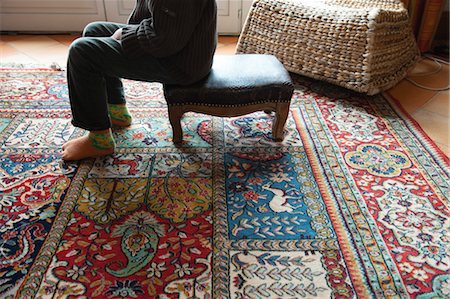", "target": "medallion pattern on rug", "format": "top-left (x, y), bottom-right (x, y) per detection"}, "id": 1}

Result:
top-left (0, 68), bottom-right (449, 299)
